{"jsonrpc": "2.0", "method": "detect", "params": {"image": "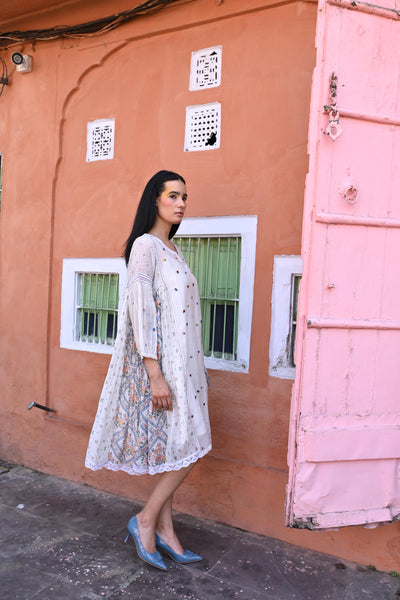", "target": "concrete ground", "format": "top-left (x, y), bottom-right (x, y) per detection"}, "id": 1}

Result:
top-left (0, 461), bottom-right (398, 600)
